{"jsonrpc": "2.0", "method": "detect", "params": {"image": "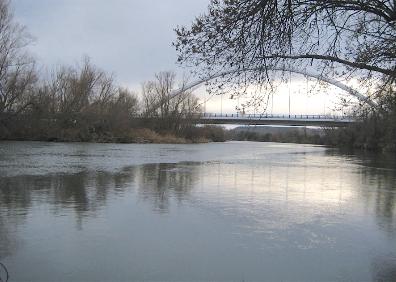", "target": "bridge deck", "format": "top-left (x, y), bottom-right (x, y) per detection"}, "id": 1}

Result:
top-left (195, 113), bottom-right (354, 127)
